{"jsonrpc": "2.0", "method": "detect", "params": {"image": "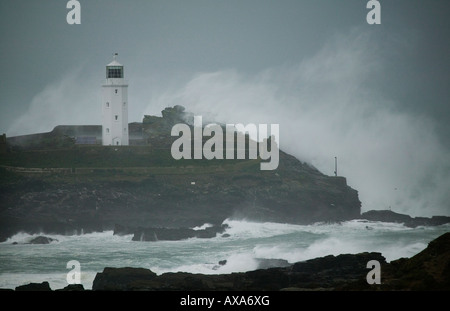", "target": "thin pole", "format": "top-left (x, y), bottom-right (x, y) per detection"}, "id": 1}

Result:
top-left (334, 156), bottom-right (337, 177)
